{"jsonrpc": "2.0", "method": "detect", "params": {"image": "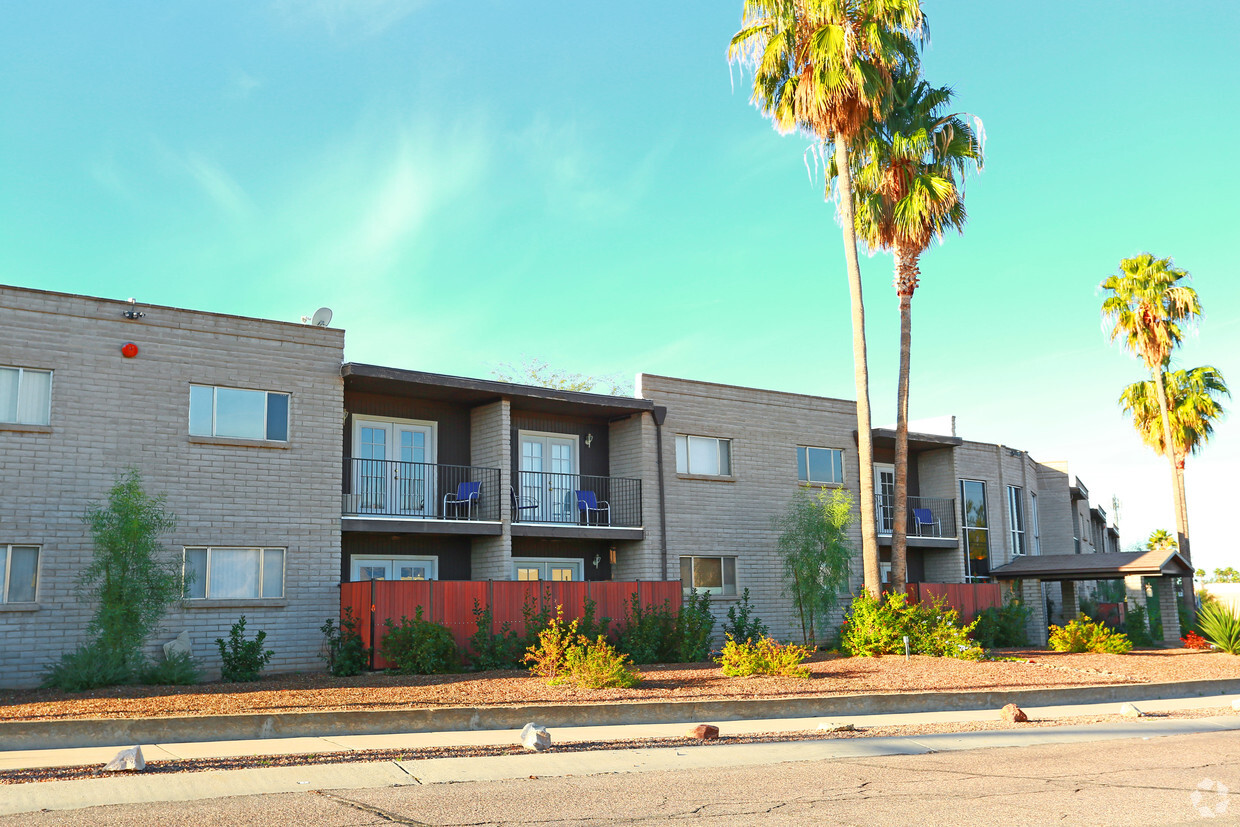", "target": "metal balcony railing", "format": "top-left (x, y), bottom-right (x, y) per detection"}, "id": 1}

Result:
top-left (877, 495), bottom-right (957, 539)
top-left (343, 458), bottom-right (501, 521)
top-left (513, 471), bottom-right (642, 527)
